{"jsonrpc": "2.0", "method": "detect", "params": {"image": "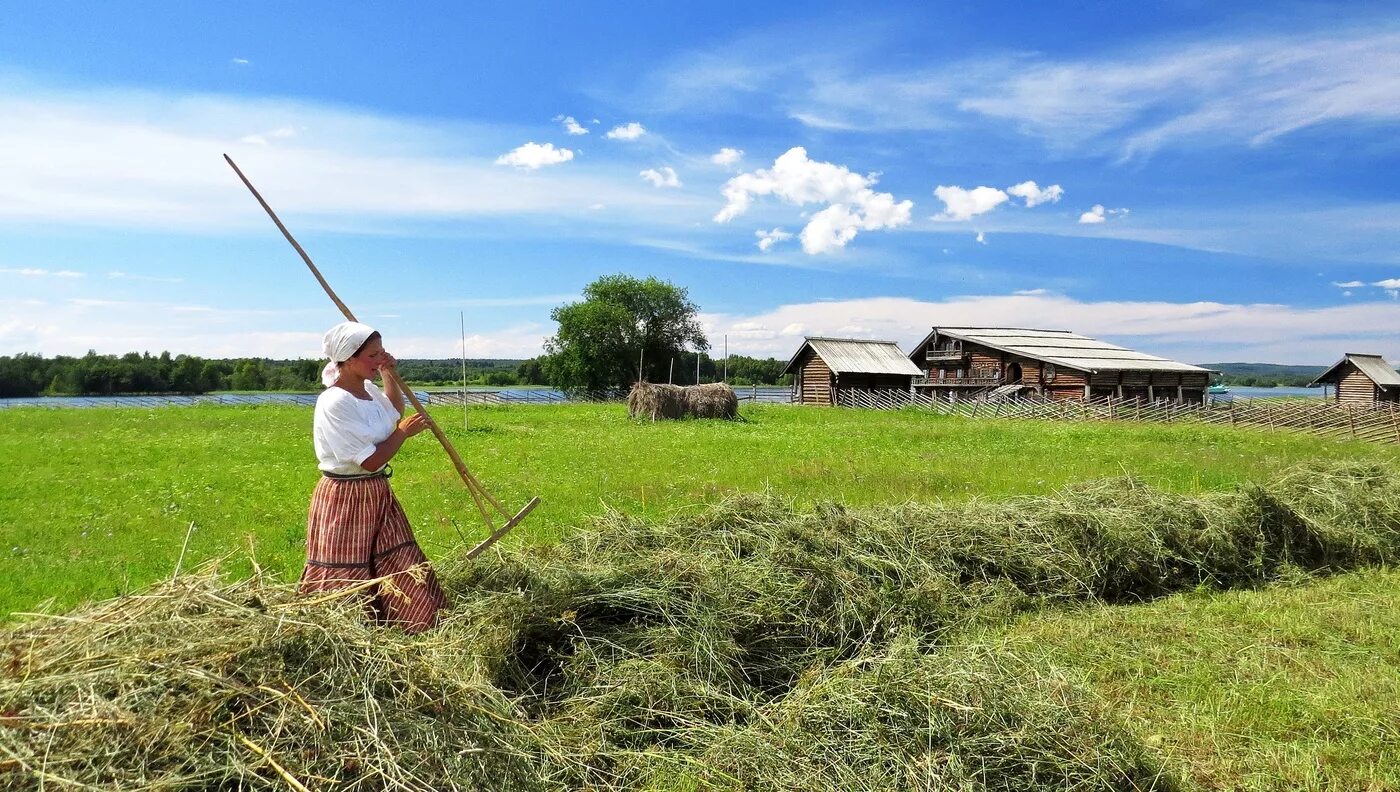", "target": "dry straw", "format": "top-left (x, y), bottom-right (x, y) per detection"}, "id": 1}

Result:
top-left (627, 381), bottom-right (738, 421)
top-left (4, 462), bottom-right (1398, 790)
